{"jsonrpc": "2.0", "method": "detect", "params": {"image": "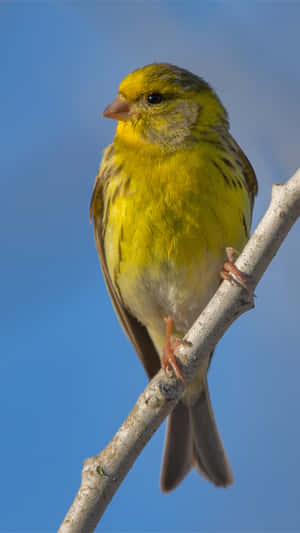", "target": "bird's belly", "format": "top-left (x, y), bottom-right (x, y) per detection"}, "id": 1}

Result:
top-left (122, 252), bottom-right (223, 336)
top-left (110, 214), bottom-right (240, 345)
